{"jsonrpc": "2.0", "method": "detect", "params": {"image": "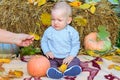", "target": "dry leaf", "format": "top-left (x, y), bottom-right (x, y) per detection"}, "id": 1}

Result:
top-left (28, 0), bottom-right (35, 4)
top-left (0, 59), bottom-right (11, 63)
top-left (90, 5), bottom-right (96, 14)
top-left (37, 0), bottom-right (46, 6)
top-left (114, 65), bottom-right (120, 71)
top-left (80, 3), bottom-right (91, 9)
top-left (29, 32), bottom-right (40, 40)
top-left (69, 1), bottom-right (81, 8)
top-left (108, 64), bottom-right (115, 69)
top-left (96, 61), bottom-right (103, 64)
top-left (58, 64), bottom-right (67, 73)
top-left (8, 70), bottom-right (23, 78)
